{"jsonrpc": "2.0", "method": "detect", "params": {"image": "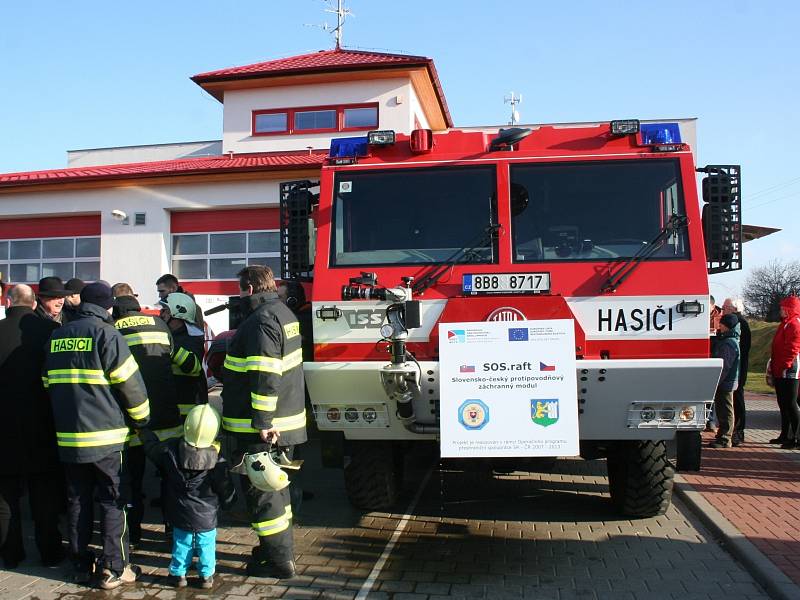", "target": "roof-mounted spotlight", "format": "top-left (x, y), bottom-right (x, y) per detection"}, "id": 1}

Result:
top-left (610, 119), bottom-right (640, 136)
top-left (488, 127), bottom-right (532, 152)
